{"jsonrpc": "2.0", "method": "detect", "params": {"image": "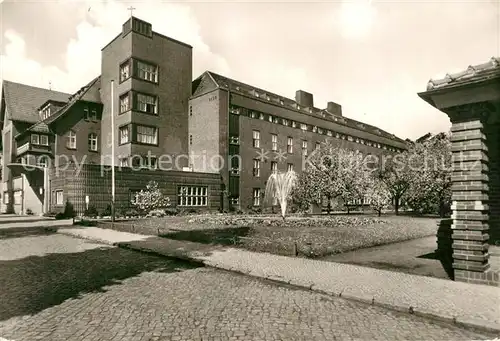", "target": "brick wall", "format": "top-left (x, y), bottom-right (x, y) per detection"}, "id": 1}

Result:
top-left (48, 164), bottom-right (221, 214)
top-left (485, 122), bottom-right (500, 243)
